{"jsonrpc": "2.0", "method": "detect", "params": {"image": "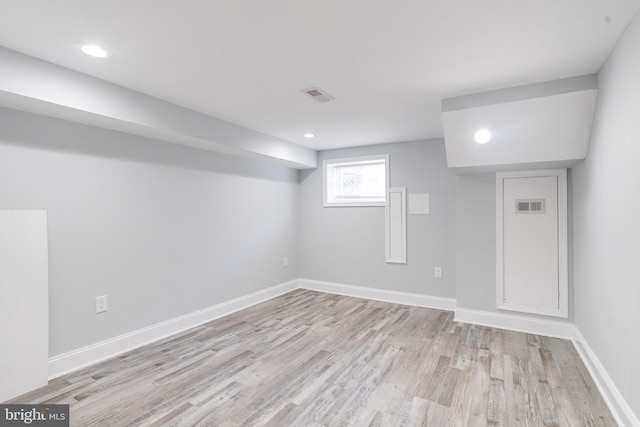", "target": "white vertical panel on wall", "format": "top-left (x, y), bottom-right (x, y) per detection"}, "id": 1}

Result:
top-left (386, 187), bottom-right (406, 264)
top-left (0, 210), bottom-right (49, 402)
top-left (496, 170), bottom-right (568, 318)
